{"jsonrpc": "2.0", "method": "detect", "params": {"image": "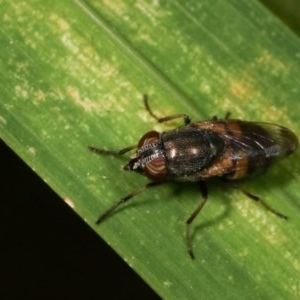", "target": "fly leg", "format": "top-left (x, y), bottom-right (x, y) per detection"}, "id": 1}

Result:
top-left (186, 181), bottom-right (208, 259)
top-left (229, 182), bottom-right (288, 220)
top-left (240, 188), bottom-right (288, 220)
top-left (88, 145), bottom-right (137, 156)
top-left (96, 181), bottom-right (164, 224)
top-left (144, 94), bottom-right (191, 125)
top-left (212, 112), bottom-right (231, 120)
